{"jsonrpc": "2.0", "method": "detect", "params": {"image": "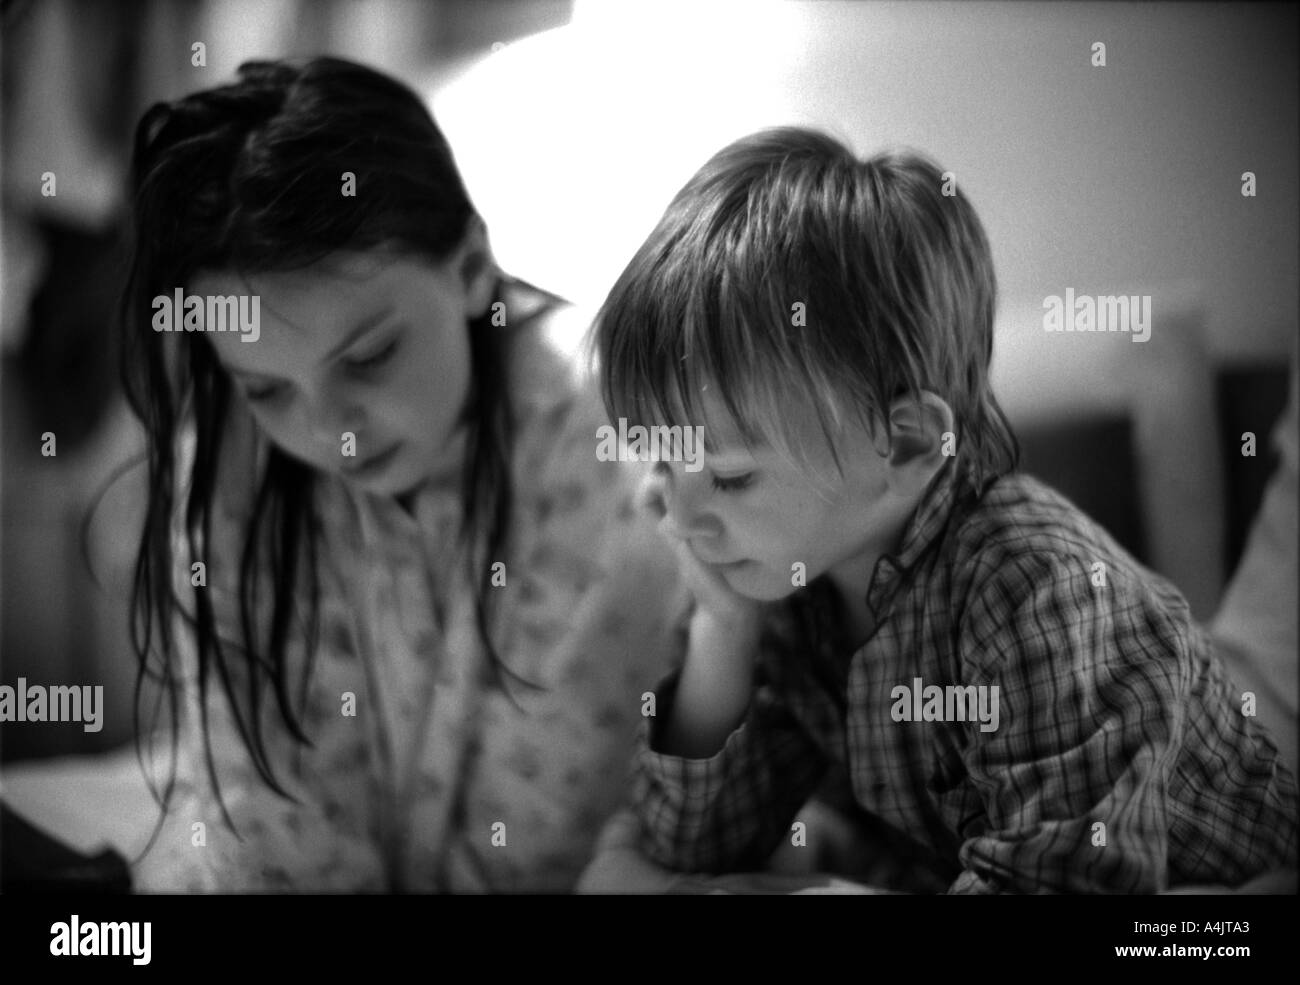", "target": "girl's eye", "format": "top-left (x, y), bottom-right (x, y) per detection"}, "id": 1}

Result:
top-left (710, 472), bottom-right (754, 493)
top-left (245, 381), bottom-right (289, 403)
top-left (345, 337), bottom-right (399, 372)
